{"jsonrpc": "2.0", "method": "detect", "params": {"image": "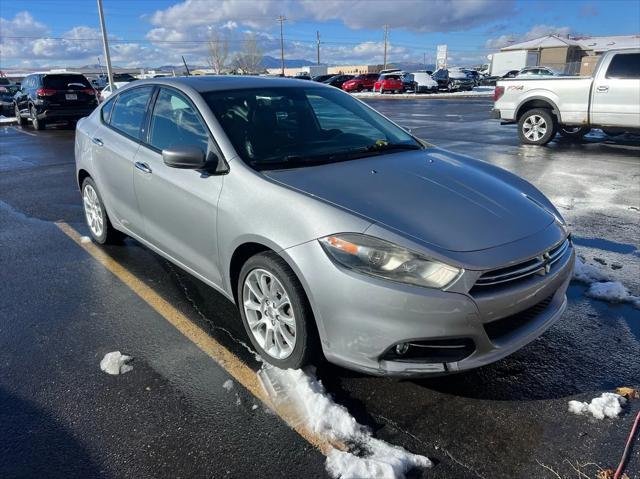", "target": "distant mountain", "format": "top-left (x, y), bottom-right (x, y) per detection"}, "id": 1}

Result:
top-left (260, 56), bottom-right (316, 68)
